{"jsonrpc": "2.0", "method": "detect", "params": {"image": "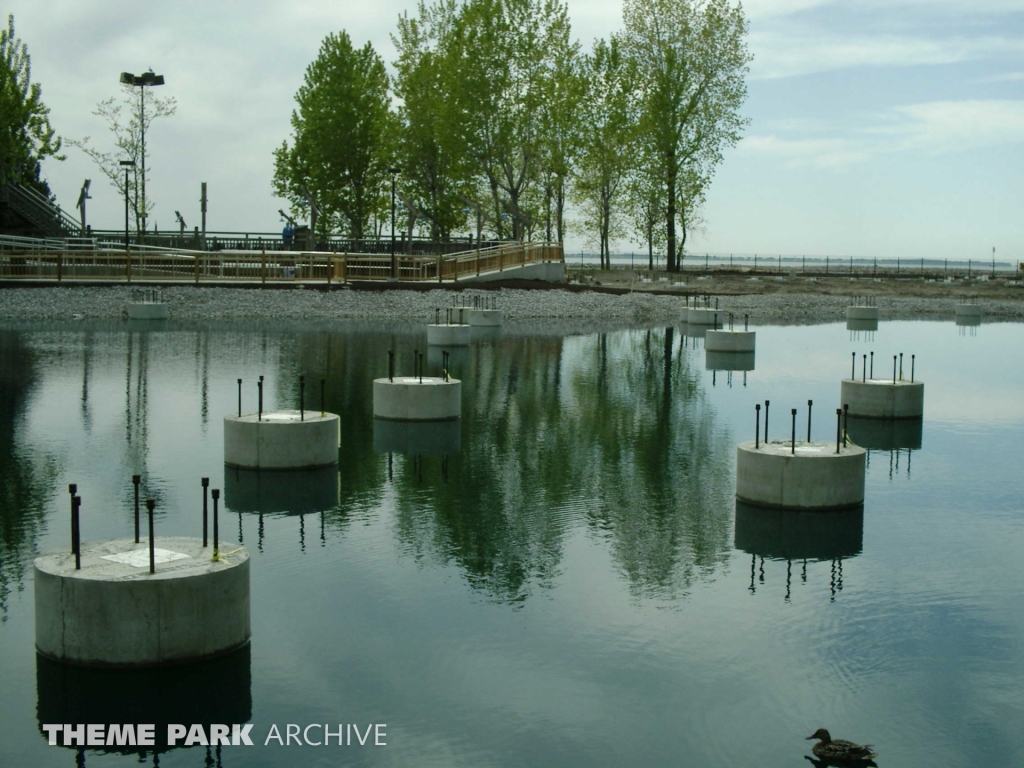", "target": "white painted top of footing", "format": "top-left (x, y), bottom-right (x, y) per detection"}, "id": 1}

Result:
top-left (101, 547), bottom-right (191, 567)
top-left (845, 378), bottom-right (921, 387)
top-left (36, 537), bottom-right (246, 581)
top-left (380, 377), bottom-right (456, 386)
top-left (231, 410), bottom-right (338, 424)
top-left (745, 440), bottom-right (863, 458)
